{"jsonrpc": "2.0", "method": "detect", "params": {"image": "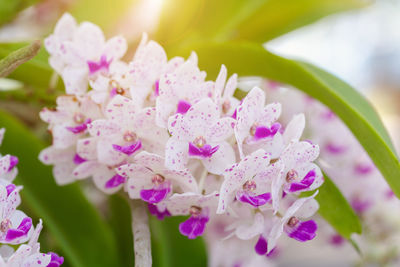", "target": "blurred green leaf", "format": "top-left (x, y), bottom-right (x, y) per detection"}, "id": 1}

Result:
top-left (0, 42), bottom-right (61, 104)
top-left (302, 174), bottom-right (362, 238)
top-left (150, 215), bottom-right (207, 267)
top-left (108, 195), bottom-right (135, 267)
top-left (155, 0), bottom-right (367, 47)
top-left (177, 41), bottom-right (400, 200)
top-left (0, 110), bottom-right (121, 267)
top-left (232, 0), bottom-right (368, 42)
top-left (69, 0), bottom-right (138, 34)
top-left (0, 40), bottom-right (41, 78)
top-left (0, 0), bottom-right (39, 26)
